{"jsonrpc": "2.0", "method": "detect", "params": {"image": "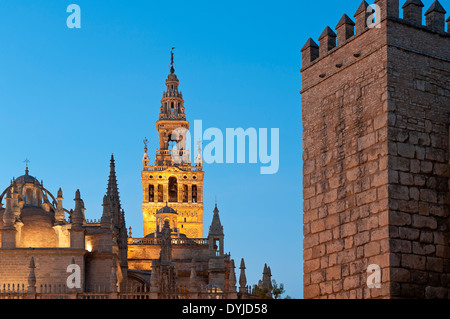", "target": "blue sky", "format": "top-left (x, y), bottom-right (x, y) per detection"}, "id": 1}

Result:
top-left (0, 0), bottom-right (442, 299)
